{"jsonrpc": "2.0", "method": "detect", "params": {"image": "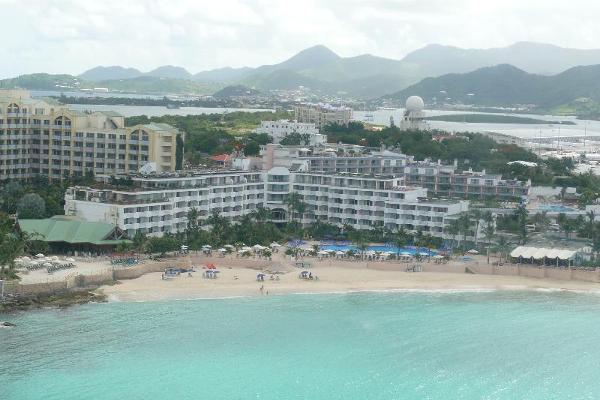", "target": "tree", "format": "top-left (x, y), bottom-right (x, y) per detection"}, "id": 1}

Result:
top-left (0, 233), bottom-right (24, 279)
top-left (482, 212), bottom-right (495, 264)
top-left (1, 181), bottom-right (24, 214)
top-left (175, 134), bottom-right (184, 170)
top-left (283, 193), bottom-right (307, 223)
top-left (514, 204), bottom-right (529, 244)
top-left (394, 227), bottom-right (410, 256)
top-left (495, 236), bottom-right (511, 264)
top-left (186, 207), bottom-right (200, 231)
top-left (17, 193), bottom-right (46, 219)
